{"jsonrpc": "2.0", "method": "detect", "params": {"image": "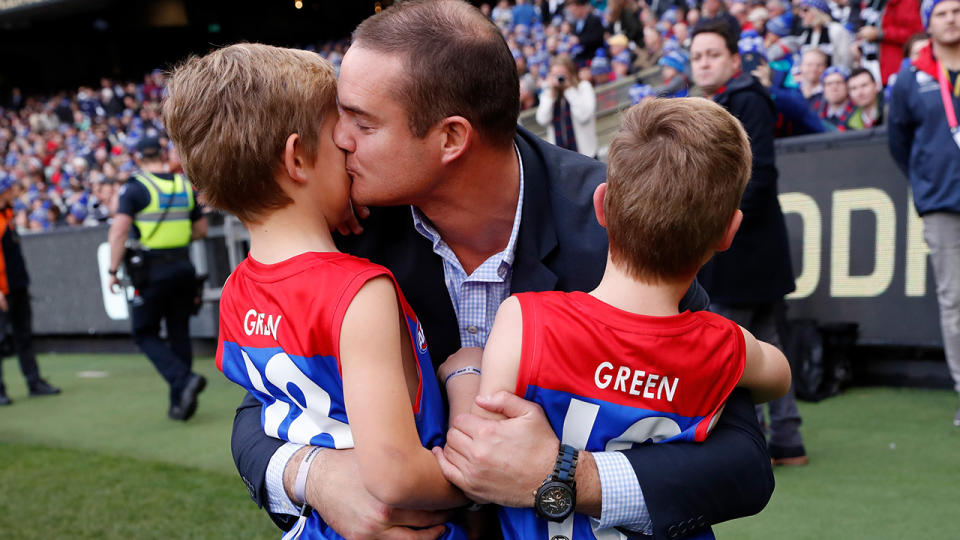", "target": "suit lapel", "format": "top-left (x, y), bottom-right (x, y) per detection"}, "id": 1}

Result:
top-left (511, 131), bottom-right (559, 294)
